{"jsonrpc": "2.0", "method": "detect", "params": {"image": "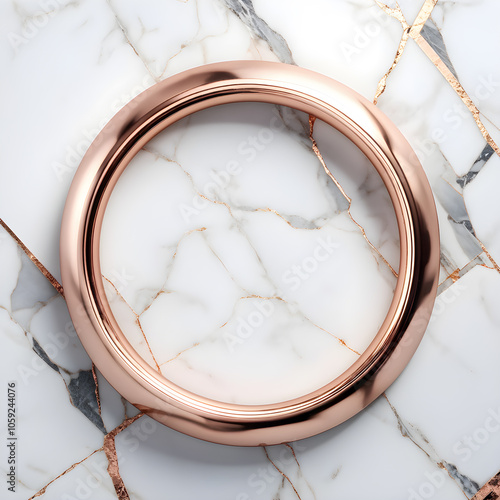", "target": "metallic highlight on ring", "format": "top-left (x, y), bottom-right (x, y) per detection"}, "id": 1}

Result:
top-left (60, 61), bottom-right (440, 446)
